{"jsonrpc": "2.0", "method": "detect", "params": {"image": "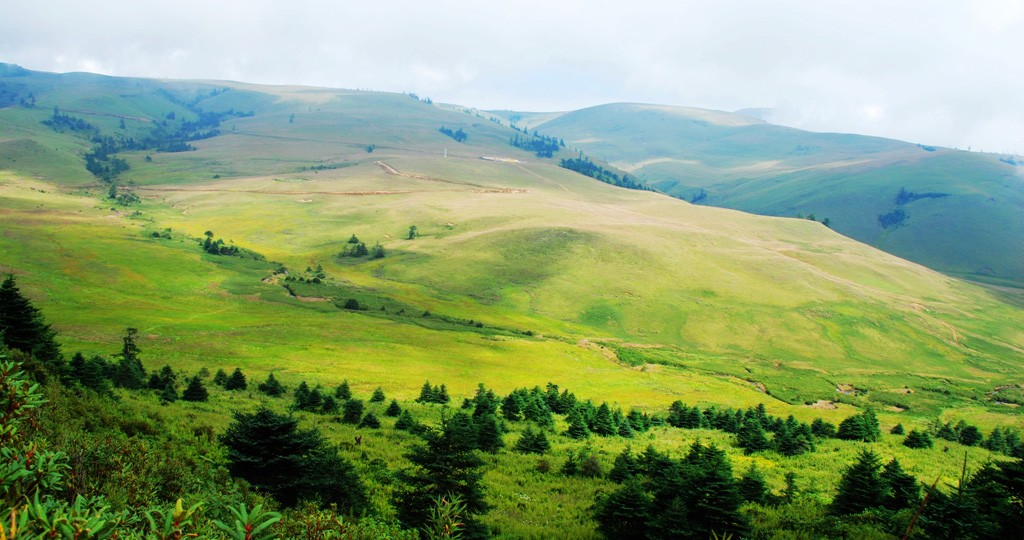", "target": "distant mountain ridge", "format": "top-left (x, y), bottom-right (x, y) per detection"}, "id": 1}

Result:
top-left (489, 103), bottom-right (1024, 286)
